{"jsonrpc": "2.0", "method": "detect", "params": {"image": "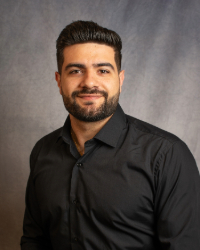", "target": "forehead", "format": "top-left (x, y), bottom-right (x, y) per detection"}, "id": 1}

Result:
top-left (62, 43), bottom-right (116, 65)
